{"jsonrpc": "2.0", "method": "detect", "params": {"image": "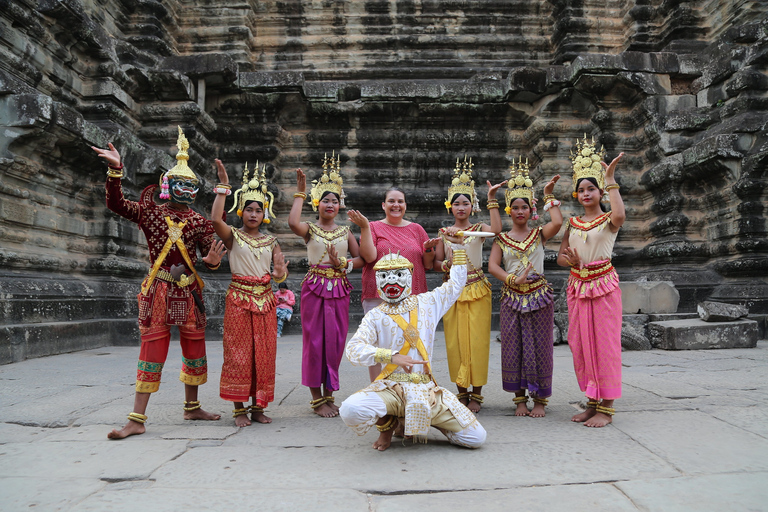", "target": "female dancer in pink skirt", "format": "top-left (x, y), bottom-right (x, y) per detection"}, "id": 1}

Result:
top-left (557, 136), bottom-right (625, 428)
top-left (289, 154), bottom-right (374, 418)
